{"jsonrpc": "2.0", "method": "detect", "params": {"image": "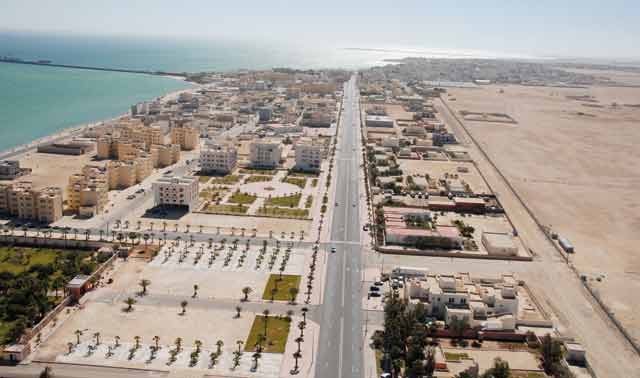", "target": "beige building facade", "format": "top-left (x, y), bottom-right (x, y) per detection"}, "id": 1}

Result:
top-left (0, 182), bottom-right (63, 223)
